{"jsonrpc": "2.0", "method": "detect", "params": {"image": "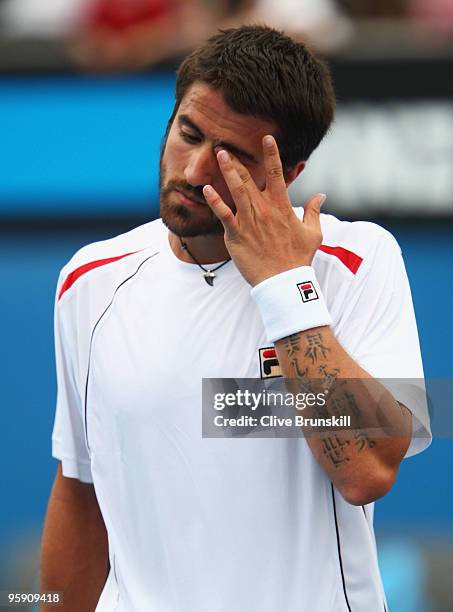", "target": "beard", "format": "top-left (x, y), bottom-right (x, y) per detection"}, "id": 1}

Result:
top-left (159, 159), bottom-right (224, 238)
